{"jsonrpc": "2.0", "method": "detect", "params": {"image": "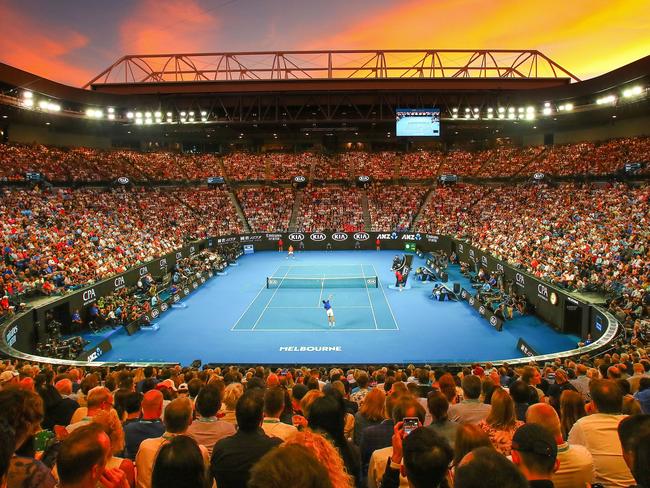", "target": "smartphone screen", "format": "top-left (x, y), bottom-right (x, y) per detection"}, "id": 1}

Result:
top-left (403, 417), bottom-right (419, 436)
